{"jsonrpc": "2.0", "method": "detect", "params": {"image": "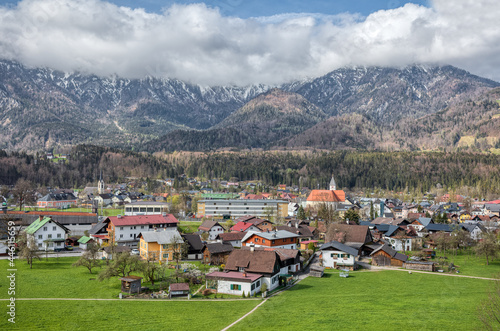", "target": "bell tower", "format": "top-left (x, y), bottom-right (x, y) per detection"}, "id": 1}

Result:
top-left (329, 174), bottom-right (337, 191)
